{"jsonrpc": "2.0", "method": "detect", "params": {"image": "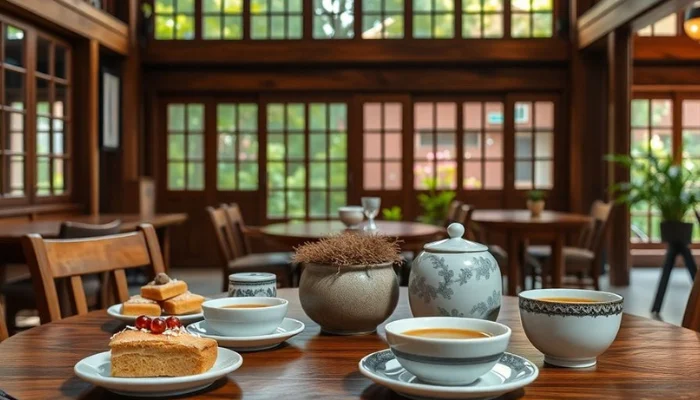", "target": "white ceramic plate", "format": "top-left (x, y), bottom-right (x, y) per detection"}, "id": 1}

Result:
top-left (186, 318), bottom-right (305, 352)
top-left (359, 349), bottom-right (538, 400)
top-left (74, 347), bottom-right (242, 397)
top-left (107, 304), bottom-right (204, 324)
